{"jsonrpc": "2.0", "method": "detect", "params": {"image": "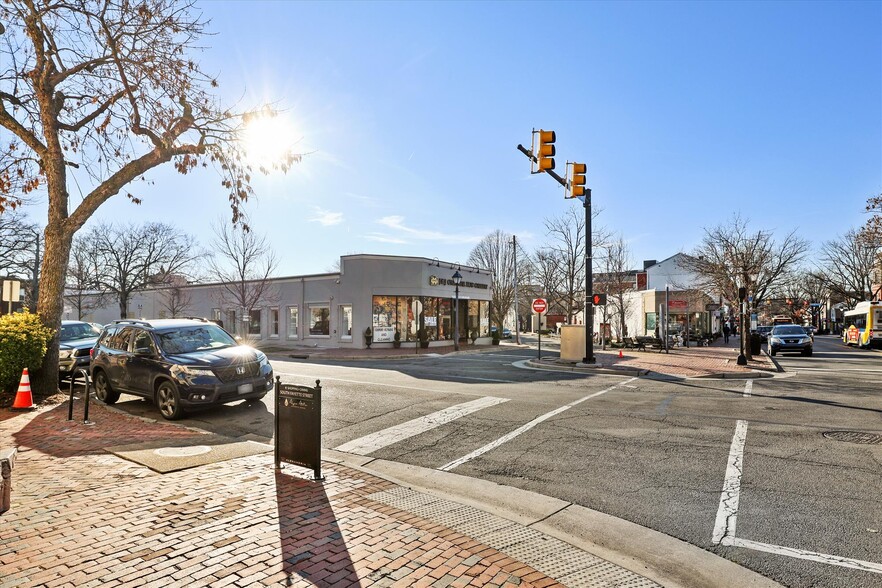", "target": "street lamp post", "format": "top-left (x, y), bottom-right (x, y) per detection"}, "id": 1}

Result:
top-left (452, 270), bottom-right (462, 352)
